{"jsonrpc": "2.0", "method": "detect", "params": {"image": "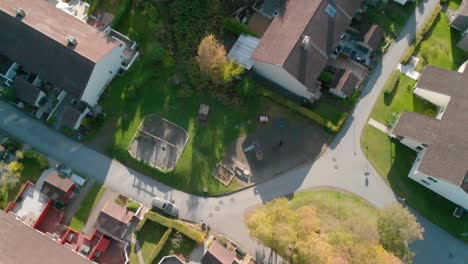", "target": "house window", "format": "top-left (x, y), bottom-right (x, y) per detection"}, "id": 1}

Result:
top-left (427, 177), bottom-right (438, 183)
top-left (415, 146), bottom-right (423, 151)
top-left (420, 179), bottom-right (430, 186)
